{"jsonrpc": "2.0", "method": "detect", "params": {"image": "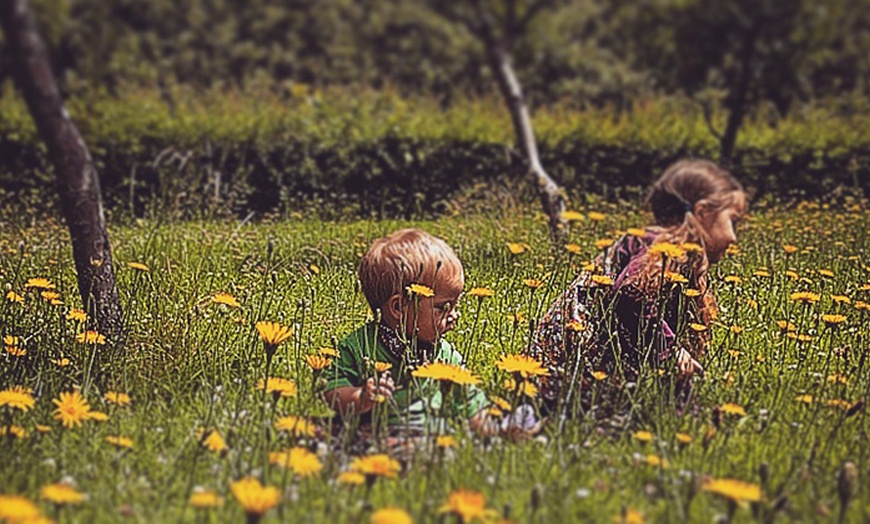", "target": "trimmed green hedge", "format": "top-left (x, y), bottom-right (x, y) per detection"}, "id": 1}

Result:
top-left (1, 85), bottom-right (868, 218)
